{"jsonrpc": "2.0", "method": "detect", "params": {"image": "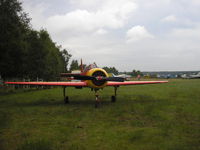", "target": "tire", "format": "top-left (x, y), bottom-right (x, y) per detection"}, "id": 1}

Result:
top-left (111, 96), bottom-right (116, 102)
top-left (64, 96), bottom-right (69, 104)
